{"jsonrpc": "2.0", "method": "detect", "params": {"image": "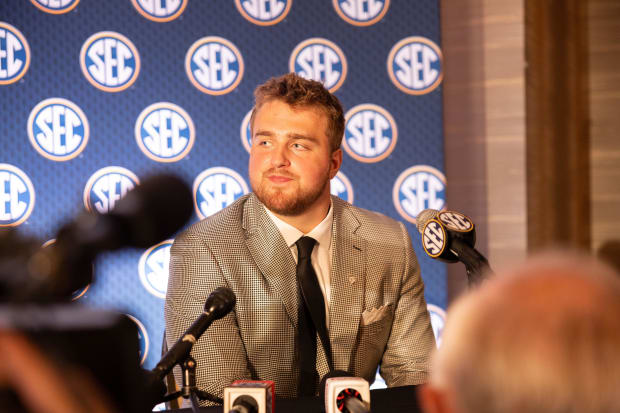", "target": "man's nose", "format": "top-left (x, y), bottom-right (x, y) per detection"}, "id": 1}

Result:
top-left (270, 144), bottom-right (291, 168)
